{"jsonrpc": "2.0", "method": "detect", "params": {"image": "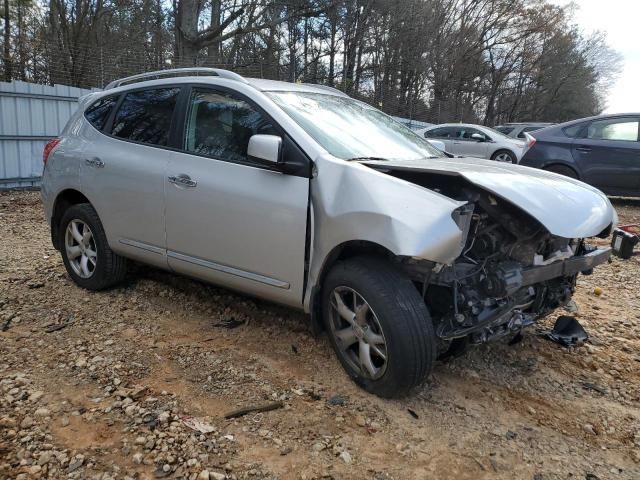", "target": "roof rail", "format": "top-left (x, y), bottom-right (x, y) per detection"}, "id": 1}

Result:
top-left (104, 68), bottom-right (248, 90)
